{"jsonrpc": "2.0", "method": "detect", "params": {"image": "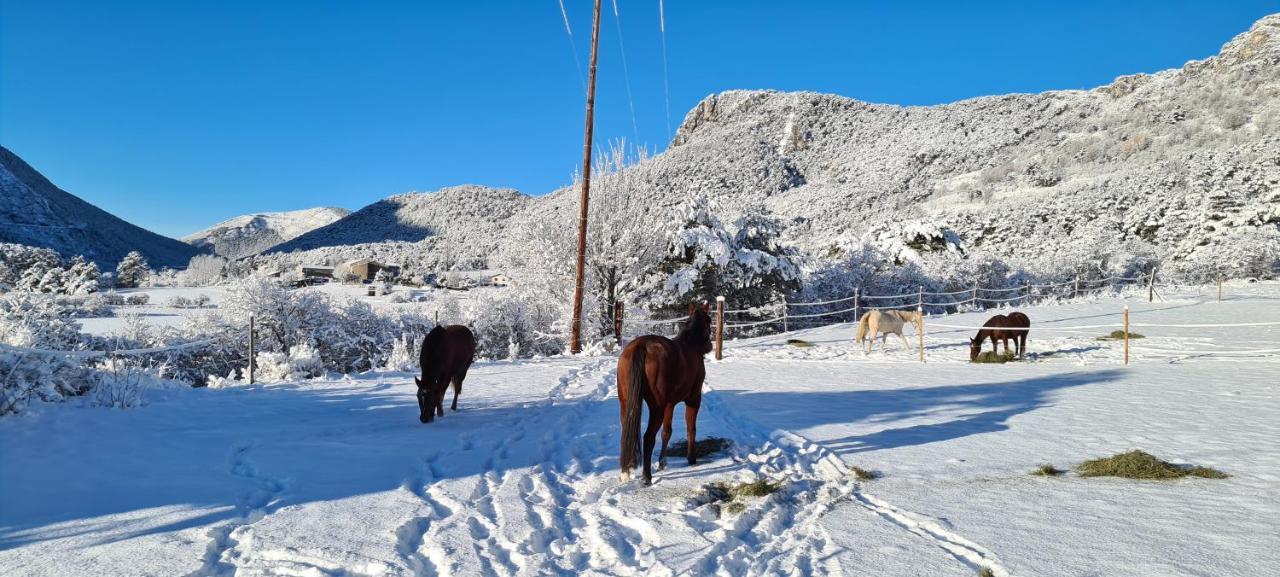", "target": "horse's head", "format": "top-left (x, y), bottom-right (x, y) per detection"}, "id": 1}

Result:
top-left (414, 375), bottom-right (436, 423)
top-left (683, 302), bottom-right (714, 355)
top-left (969, 337), bottom-right (981, 361)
